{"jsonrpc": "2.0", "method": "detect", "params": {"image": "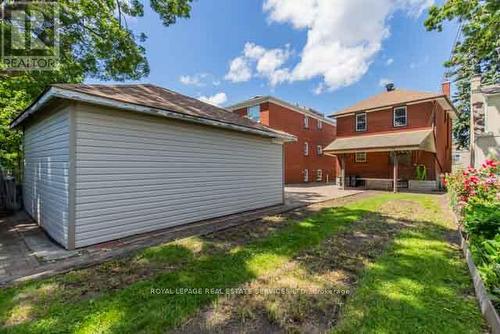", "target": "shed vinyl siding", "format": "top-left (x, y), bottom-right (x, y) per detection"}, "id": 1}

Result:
top-left (23, 107), bottom-right (70, 247)
top-left (73, 105), bottom-right (284, 247)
